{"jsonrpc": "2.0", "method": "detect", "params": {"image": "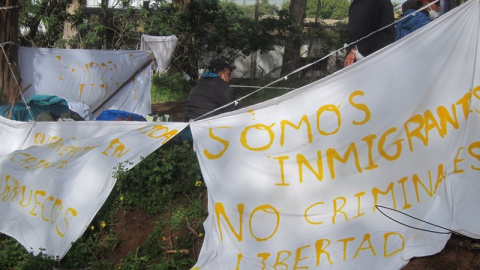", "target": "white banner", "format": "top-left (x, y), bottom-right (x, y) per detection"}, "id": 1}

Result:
top-left (191, 1), bottom-right (480, 269)
top-left (18, 47), bottom-right (153, 117)
top-left (0, 117), bottom-right (187, 258)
